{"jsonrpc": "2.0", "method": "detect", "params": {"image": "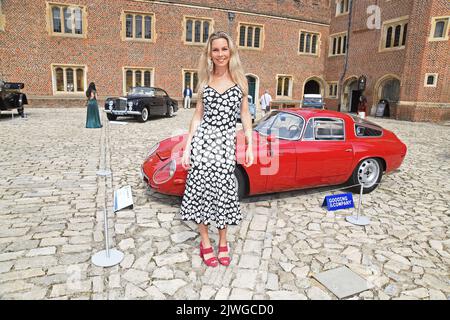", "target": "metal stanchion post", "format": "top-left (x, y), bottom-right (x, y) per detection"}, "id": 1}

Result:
top-left (346, 183), bottom-right (370, 226)
top-left (91, 208), bottom-right (124, 267)
top-left (97, 115), bottom-right (112, 177)
top-left (92, 118), bottom-right (123, 267)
